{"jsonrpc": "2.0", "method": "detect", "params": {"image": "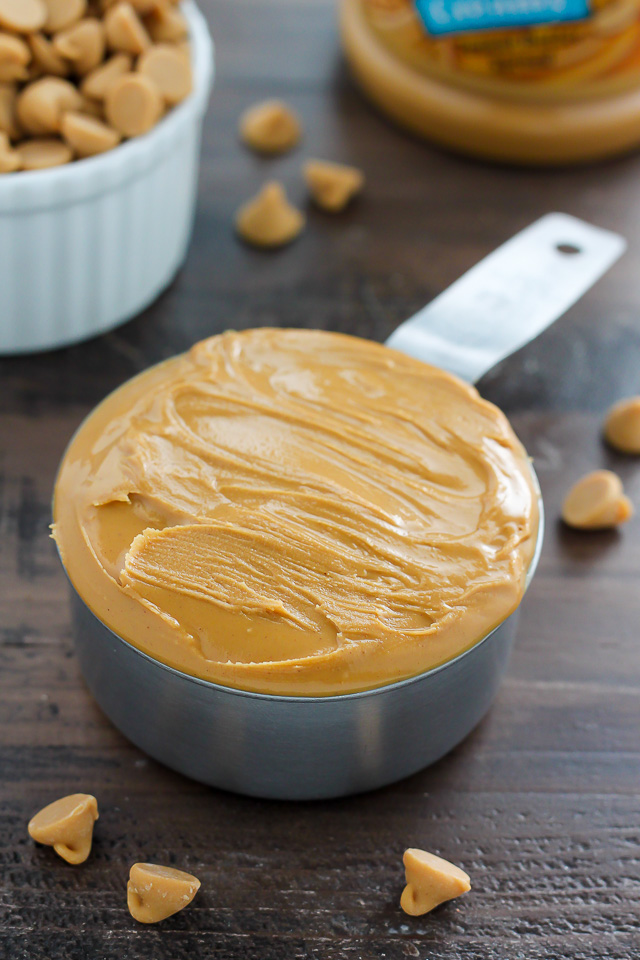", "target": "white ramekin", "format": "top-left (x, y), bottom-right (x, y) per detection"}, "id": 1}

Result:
top-left (0, 1), bottom-right (214, 355)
